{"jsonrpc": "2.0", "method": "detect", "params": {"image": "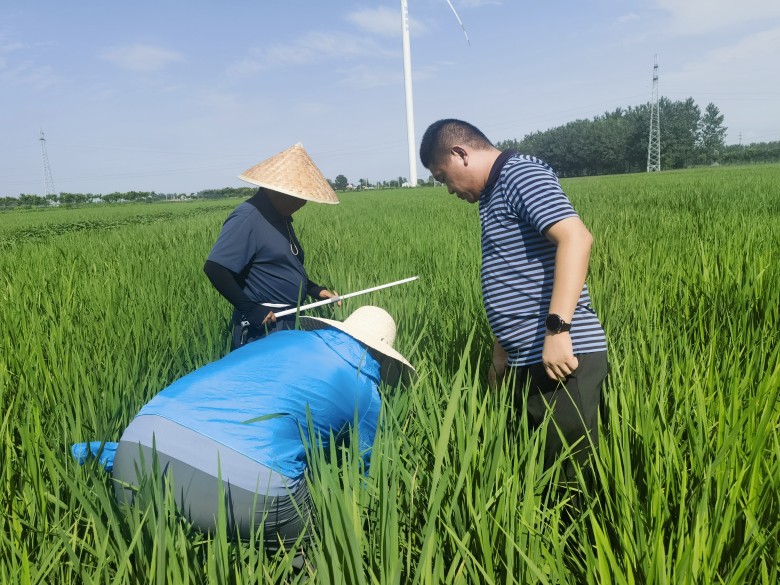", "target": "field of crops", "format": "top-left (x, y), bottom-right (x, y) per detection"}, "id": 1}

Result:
top-left (1, 164), bottom-right (778, 583)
